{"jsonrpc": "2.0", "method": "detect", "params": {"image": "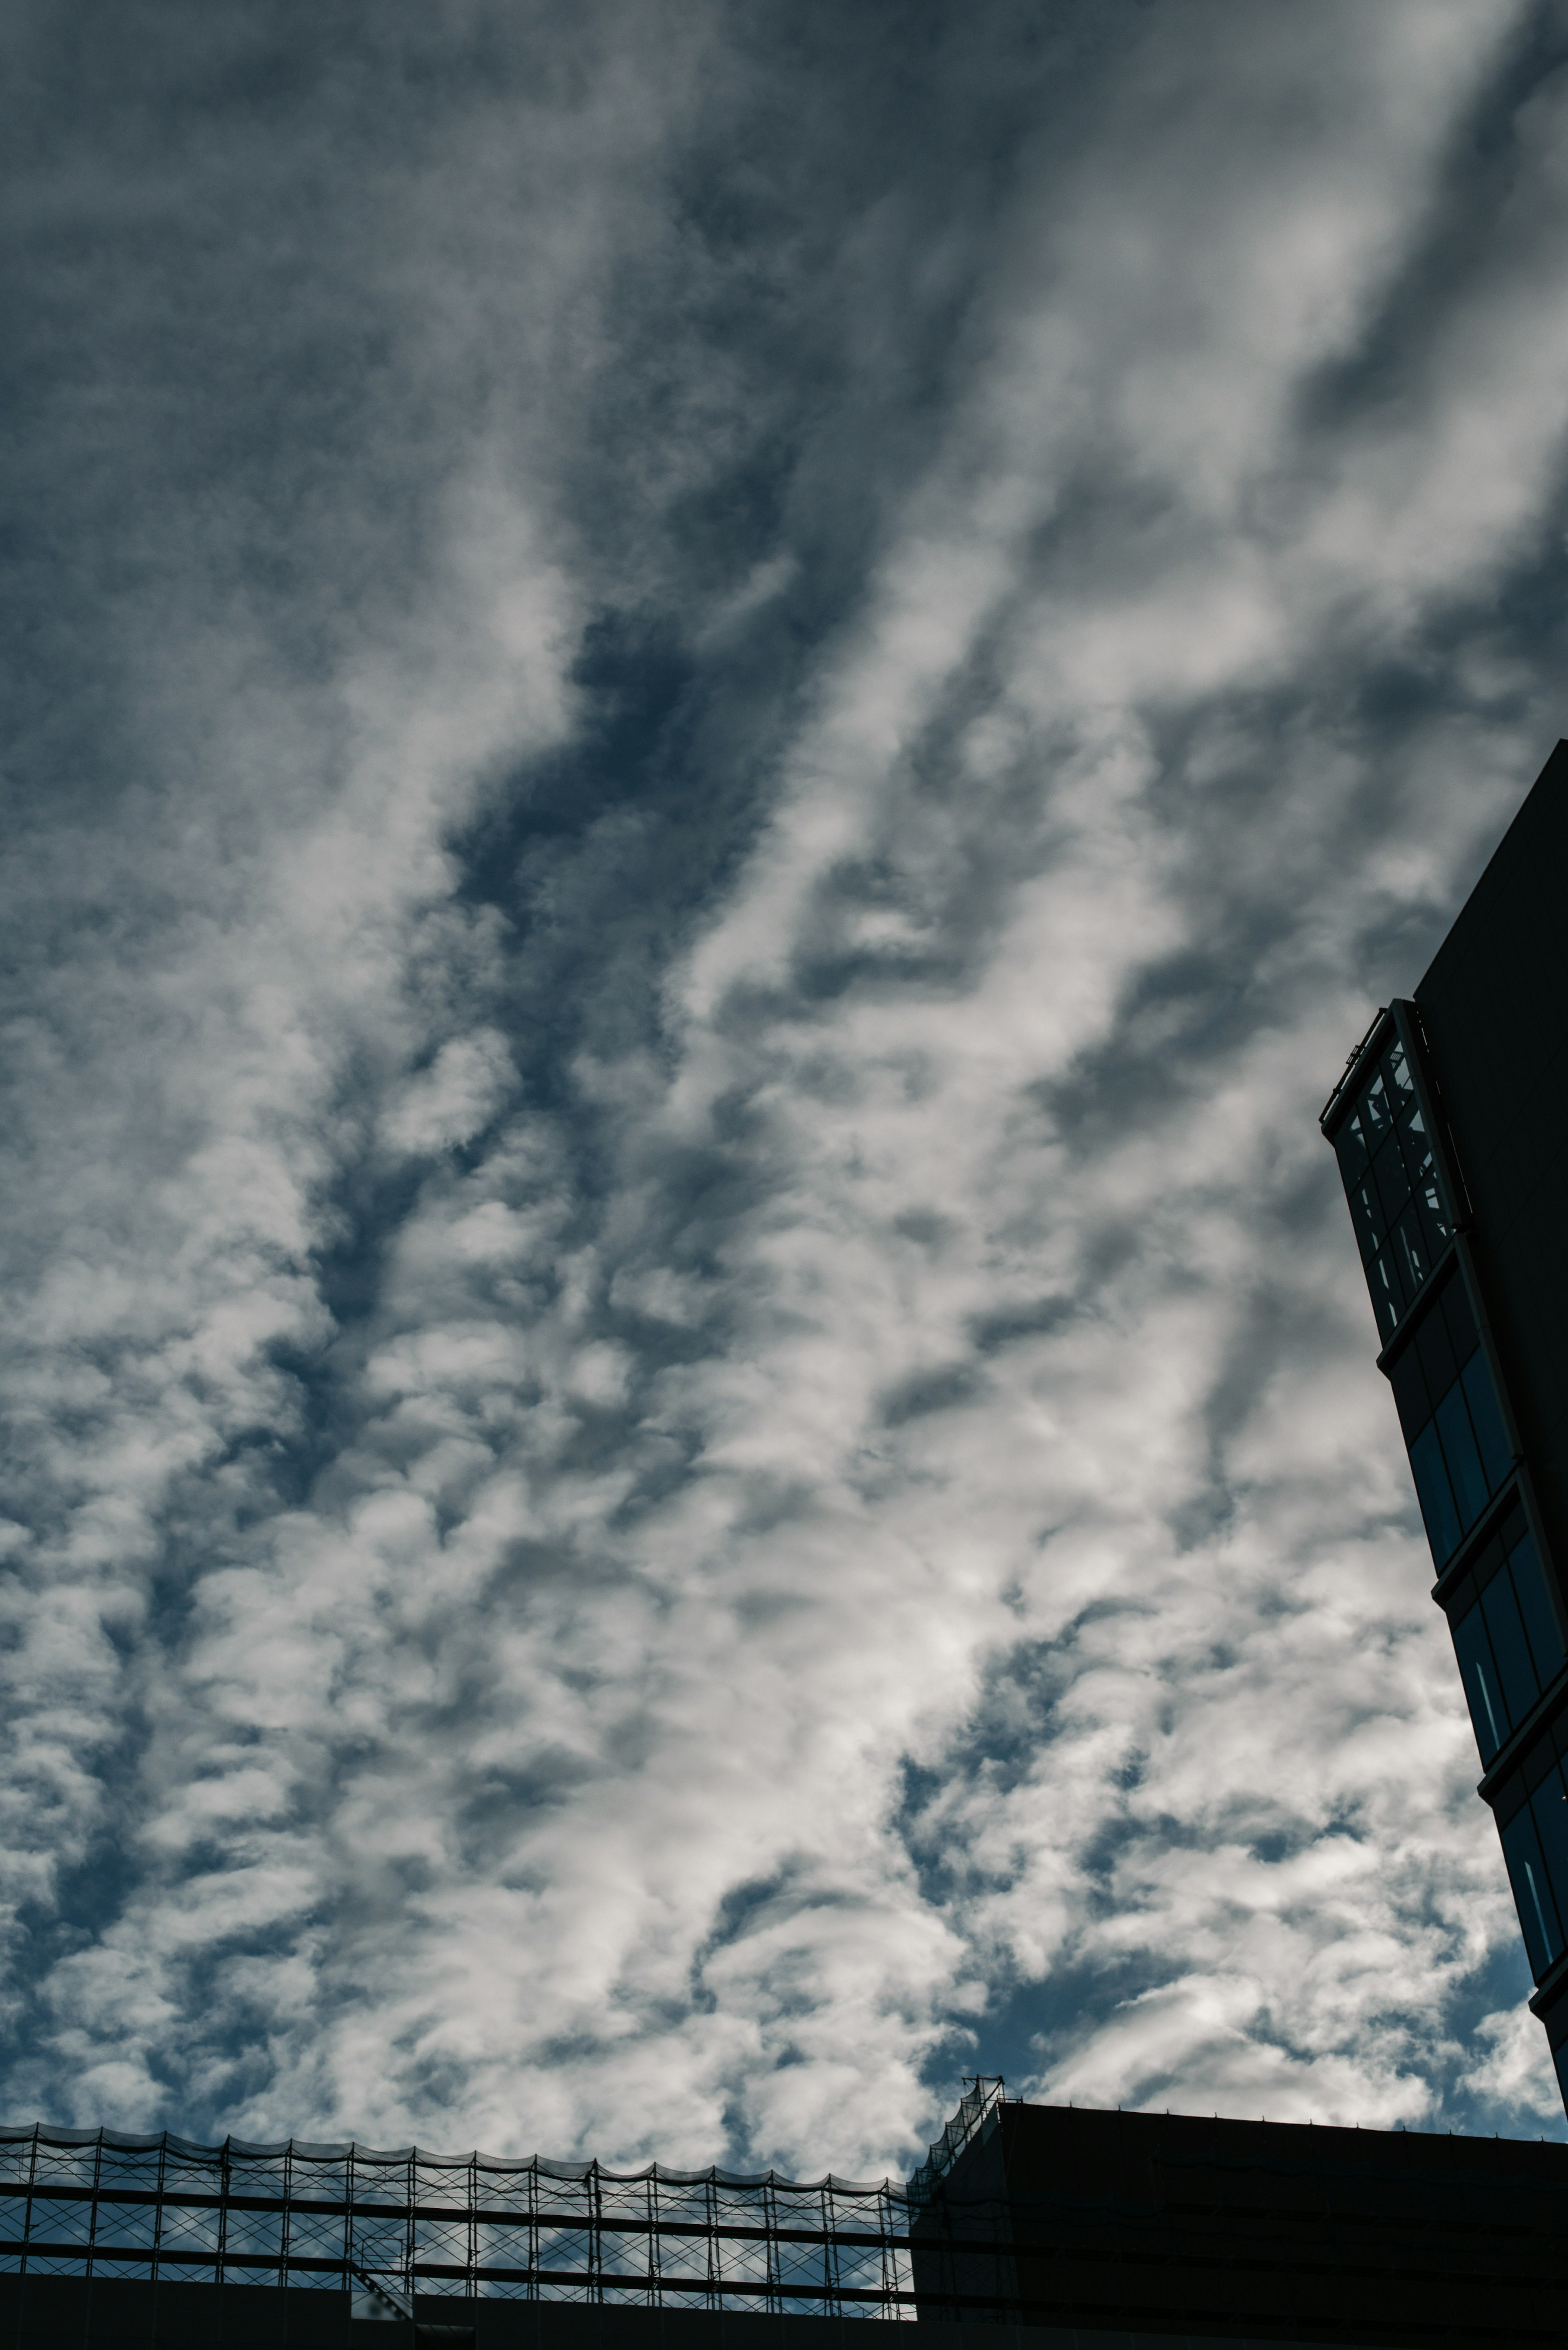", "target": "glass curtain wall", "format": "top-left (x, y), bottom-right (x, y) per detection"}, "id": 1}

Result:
top-left (1387, 1261), bottom-right (1513, 1568)
top-left (1447, 1504), bottom-right (1566, 1766)
top-left (1324, 1007), bottom-right (1568, 2081)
